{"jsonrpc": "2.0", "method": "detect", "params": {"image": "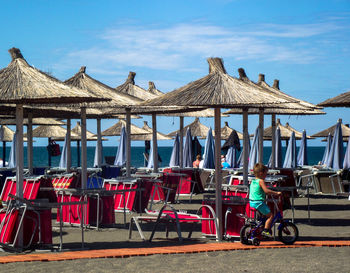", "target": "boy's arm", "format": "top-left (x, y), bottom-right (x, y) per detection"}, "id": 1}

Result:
top-left (259, 179), bottom-right (282, 195)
